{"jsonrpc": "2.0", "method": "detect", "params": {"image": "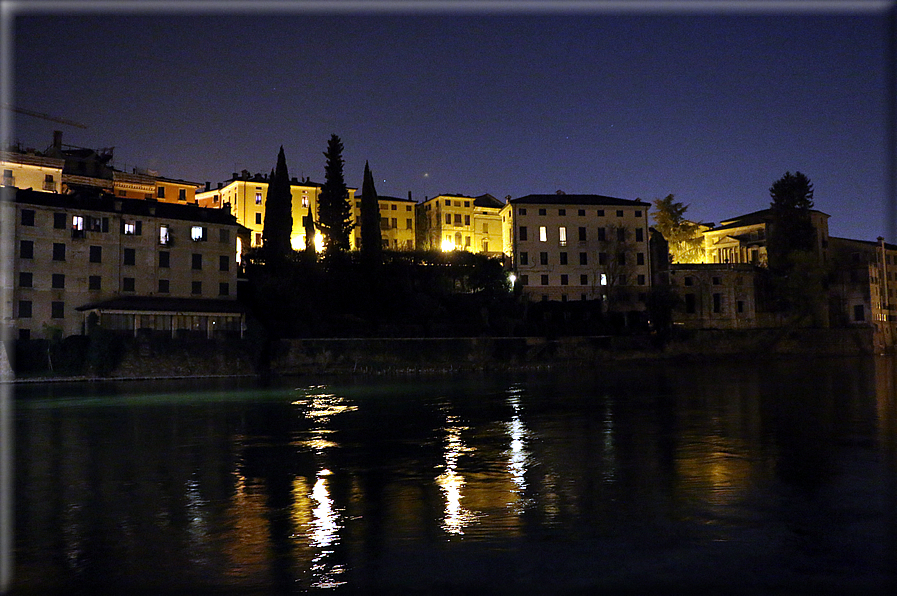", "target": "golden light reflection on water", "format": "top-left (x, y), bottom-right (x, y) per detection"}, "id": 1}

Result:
top-left (436, 414), bottom-right (478, 534)
top-left (505, 390), bottom-right (530, 514)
